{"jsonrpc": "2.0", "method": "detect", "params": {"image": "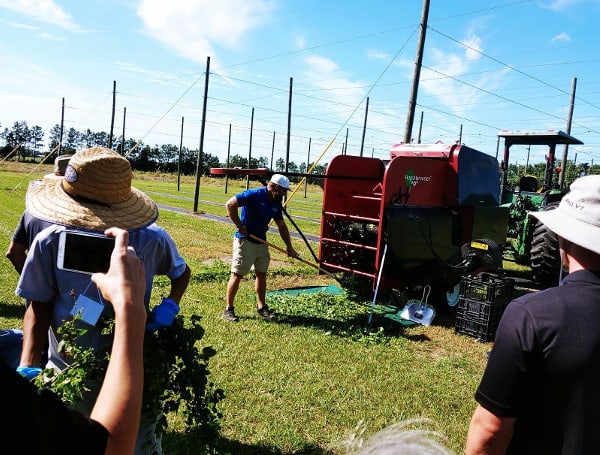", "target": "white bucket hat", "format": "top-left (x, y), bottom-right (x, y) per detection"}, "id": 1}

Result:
top-left (531, 175), bottom-right (600, 255)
